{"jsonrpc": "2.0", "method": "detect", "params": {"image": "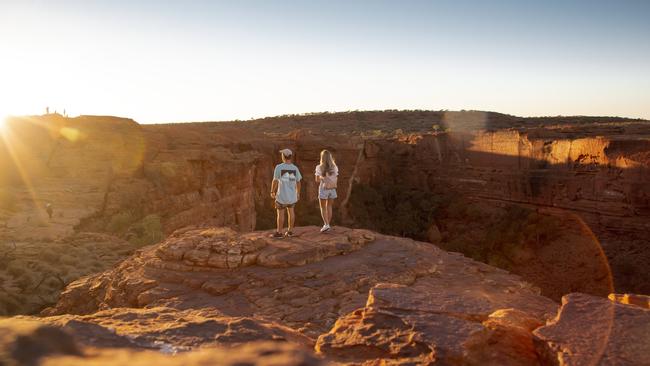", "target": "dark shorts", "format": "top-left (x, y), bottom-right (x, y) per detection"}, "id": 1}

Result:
top-left (275, 201), bottom-right (295, 209)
